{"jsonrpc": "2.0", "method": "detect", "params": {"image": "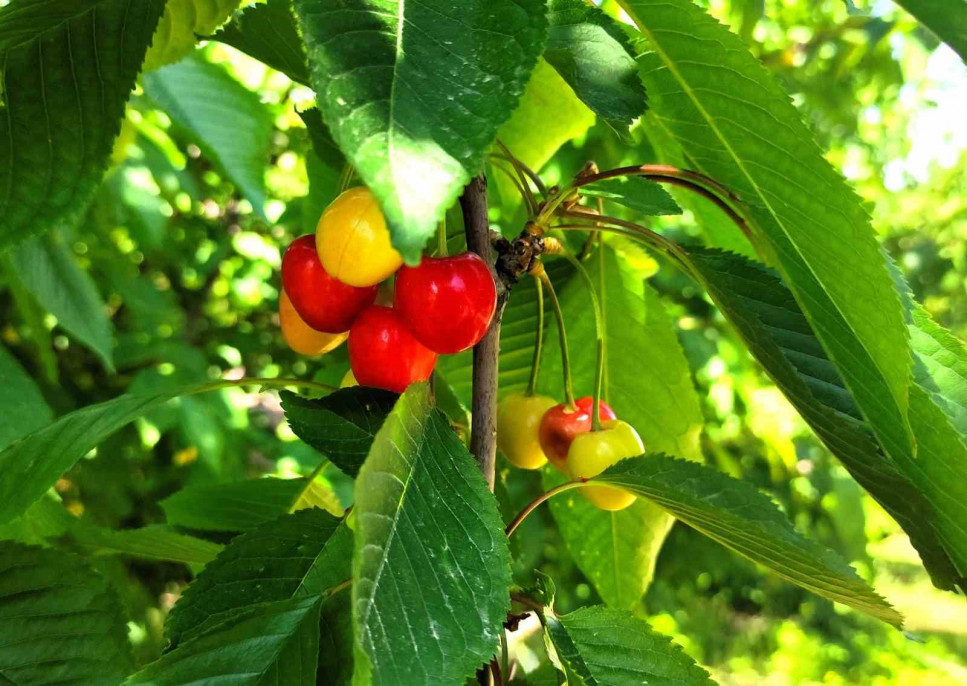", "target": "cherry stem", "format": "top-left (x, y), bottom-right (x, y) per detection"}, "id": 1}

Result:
top-left (337, 163), bottom-right (354, 194)
top-left (437, 215), bottom-right (448, 257)
top-left (496, 140), bottom-right (548, 197)
top-left (505, 480), bottom-right (584, 538)
top-left (534, 264), bottom-right (575, 409)
top-left (557, 251), bottom-right (605, 431)
top-left (489, 159), bottom-right (538, 214)
top-left (526, 275), bottom-right (544, 396)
